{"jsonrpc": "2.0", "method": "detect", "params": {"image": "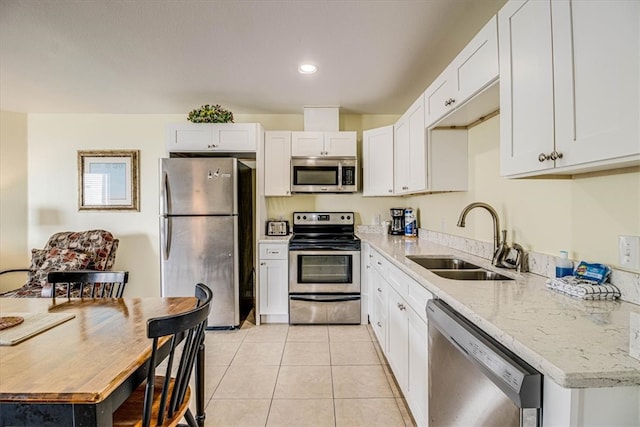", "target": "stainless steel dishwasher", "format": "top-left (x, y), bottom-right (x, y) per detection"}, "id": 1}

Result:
top-left (427, 299), bottom-right (542, 427)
